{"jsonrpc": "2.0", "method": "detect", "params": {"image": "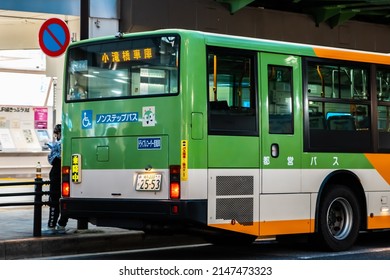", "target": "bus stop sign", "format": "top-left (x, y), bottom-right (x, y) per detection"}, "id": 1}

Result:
top-left (39, 18), bottom-right (70, 57)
